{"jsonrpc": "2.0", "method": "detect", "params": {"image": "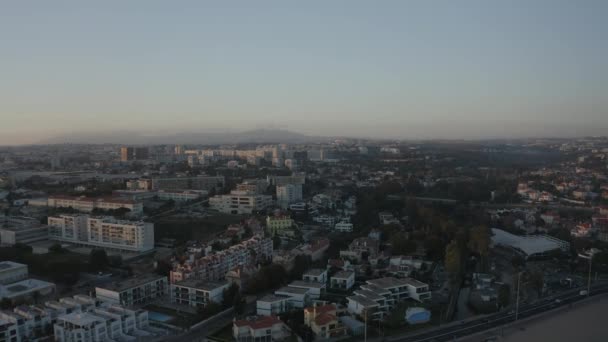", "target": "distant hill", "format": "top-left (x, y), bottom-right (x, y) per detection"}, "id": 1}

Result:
top-left (38, 129), bottom-right (326, 145)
